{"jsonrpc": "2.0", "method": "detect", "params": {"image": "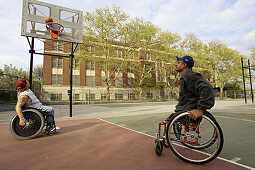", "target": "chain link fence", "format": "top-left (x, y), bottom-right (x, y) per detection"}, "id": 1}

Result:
top-left (41, 87), bottom-right (180, 104)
